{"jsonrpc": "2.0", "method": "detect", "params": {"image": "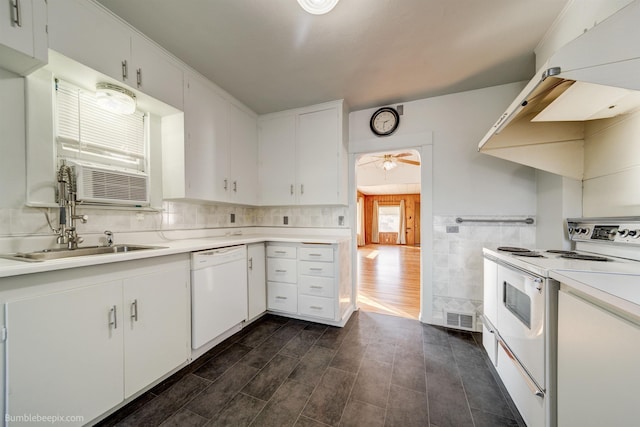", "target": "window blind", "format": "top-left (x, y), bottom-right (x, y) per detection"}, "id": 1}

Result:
top-left (55, 80), bottom-right (146, 171)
